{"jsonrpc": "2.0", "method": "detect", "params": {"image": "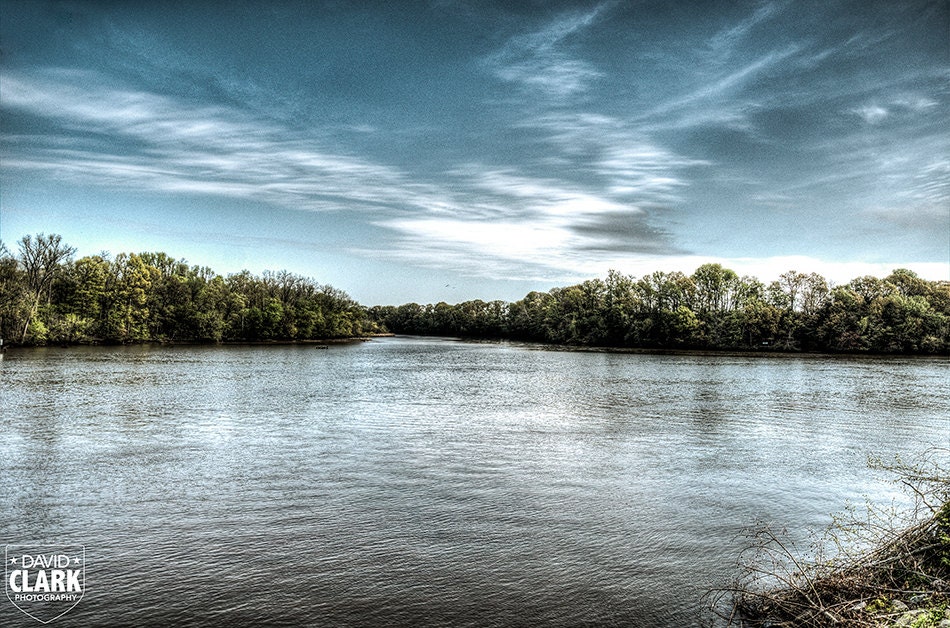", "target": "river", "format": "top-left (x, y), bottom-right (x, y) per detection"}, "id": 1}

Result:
top-left (1, 337), bottom-right (947, 627)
